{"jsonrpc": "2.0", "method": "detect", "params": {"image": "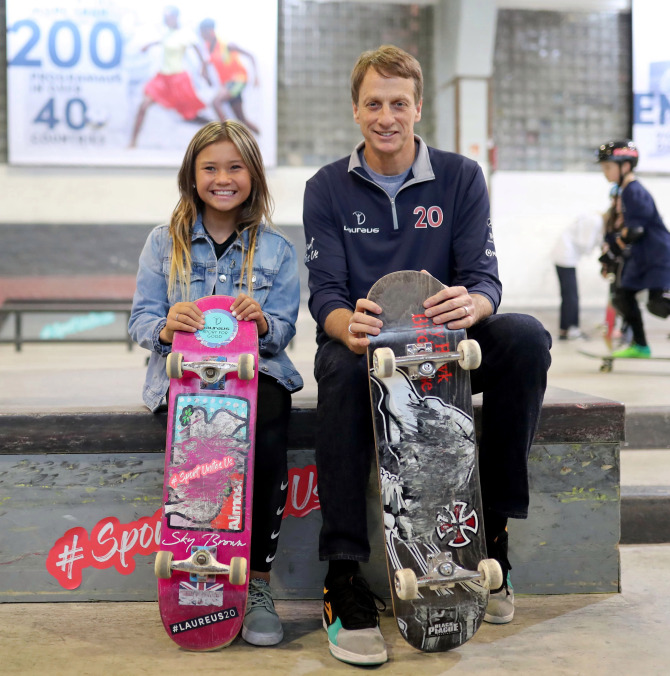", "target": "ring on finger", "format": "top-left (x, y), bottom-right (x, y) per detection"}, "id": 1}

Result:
top-left (348, 322), bottom-right (356, 335)
top-left (176, 313), bottom-right (180, 322)
top-left (463, 306), bottom-right (470, 317)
